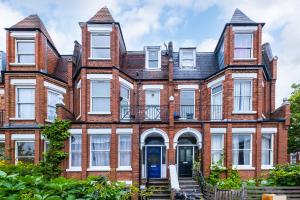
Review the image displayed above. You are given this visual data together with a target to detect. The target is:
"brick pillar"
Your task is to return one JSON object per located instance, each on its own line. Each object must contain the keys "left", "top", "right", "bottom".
{"left": 81, "top": 69, "right": 87, "bottom": 121}
{"left": 277, "top": 123, "right": 288, "bottom": 164}
{"left": 112, "top": 70, "right": 119, "bottom": 122}
{"left": 257, "top": 70, "right": 264, "bottom": 119}
{"left": 4, "top": 130, "right": 11, "bottom": 163}
{"left": 132, "top": 124, "right": 140, "bottom": 185}
{"left": 110, "top": 125, "right": 117, "bottom": 181}
{"left": 203, "top": 123, "right": 211, "bottom": 177}
{"left": 168, "top": 128, "right": 175, "bottom": 165}
{"left": 34, "top": 130, "right": 41, "bottom": 164}
{"left": 226, "top": 123, "right": 232, "bottom": 169}
{"left": 81, "top": 125, "right": 87, "bottom": 179}
{"left": 255, "top": 123, "right": 262, "bottom": 177}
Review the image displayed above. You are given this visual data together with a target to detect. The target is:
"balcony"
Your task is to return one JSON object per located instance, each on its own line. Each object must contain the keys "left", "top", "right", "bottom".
{"left": 174, "top": 105, "right": 223, "bottom": 121}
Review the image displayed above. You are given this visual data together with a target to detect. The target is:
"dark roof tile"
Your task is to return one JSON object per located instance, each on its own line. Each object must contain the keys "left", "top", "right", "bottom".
{"left": 88, "top": 6, "right": 114, "bottom": 23}
{"left": 230, "top": 8, "right": 256, "bottom": 24}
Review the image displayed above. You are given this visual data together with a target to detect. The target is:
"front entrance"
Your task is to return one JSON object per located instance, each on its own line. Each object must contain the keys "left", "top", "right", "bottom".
{"left": 178, "top": 146, "right": 193, "bottom": 177}
{"left": 147, "top": 146, "right": 161, "bottom": 178}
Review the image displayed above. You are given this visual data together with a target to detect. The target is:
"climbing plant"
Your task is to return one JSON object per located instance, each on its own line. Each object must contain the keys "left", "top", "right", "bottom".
{"left": 40, "top": 119, "right": 70, "bottom": 180}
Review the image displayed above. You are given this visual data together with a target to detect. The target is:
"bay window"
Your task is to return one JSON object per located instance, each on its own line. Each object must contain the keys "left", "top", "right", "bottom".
{"left": 234, "top": 80, "right": 252, "bottom": 112}
{"left": 180, "top": 89, "right": 195, "bottom": 119}
{"left": 262, "top": 134, "right": 273, "bottom": 168}
{"left": 232, "top": 134, "right": 252, "bottom": 168}
{"left": 120, "top": 84, "right": 130, "bottom": 120}
{"left": 47, "top": 90, "right": 60, "bottom": 121}
{"left": 69, "top": 135, "right": 82, "bottom": 169}
{"left": 15, "top": 141, "right": 35, "bottom": 164}
{"left": 211, "top": 85, "right": 223, "bottom": 120}
{"left": 234, "top": 33, "right": 252, "bottom": 59}
{"left": 16, "top": 87, "right": 35, "bottom": 119}
{"left": 90, "top": 80, "right": 110, "bottom": 113}
{"left": 118, "top": 134, "right": 132, "bottom": 168}
{"left": 91, "top": 32, "right": 110, "bottom": 59}
{"left": 16, "top": 40, "right": 35, "bottom": 64}
{"left": 90, "top": 134, "right": 110, "bottom": 167}
{"left": 211, "top": 134, "right": 224, "bottom": 165}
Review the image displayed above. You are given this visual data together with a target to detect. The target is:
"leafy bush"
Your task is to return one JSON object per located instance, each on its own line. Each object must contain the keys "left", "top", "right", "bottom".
{"left": 0, "top": 160, "right": 42, "bottom": 176}
{"left": 267, "top": 164, "right": 300, "bottom": 186}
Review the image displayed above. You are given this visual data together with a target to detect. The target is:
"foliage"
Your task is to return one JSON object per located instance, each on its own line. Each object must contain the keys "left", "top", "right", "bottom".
{"left": 288, "top": 83, "right": 300, "bottom": 153}
{"left": 267, "top": 164, "right": 300, "bottom": 186}
{"left": 40, "top": 119, "right": 71, "bottom": 180}
{"left": 0, "top": 160, "right": 42, "bottom": 177}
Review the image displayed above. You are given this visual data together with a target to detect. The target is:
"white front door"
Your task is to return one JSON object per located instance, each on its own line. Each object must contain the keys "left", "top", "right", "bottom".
{"left": 145, "top": 90, "right": 160, "bottom": 120}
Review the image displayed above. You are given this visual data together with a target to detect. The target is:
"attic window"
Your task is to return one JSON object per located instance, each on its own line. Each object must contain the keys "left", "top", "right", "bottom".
{"left": 90, "top": 32, "right": 111, "bottom": 59}
{"left": 16, "top": 40, "right": 35, "bottom": 64}
{"left": 234, "top": 33, "right": 253, "bottom": 59}
{"left": 145, "top": 47, "right": 161, "bottom": 70}
{"left": 180, "top": 49, "right": 196, "bottom": 69}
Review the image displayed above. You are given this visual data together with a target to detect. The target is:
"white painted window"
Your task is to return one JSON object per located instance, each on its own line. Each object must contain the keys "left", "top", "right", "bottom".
{"left": 290, "top": 153, "right": 297, "bottom": 164}
{"left": 180, "top": 89, "right": 195, "bottom": 119}
{"left": 145, "top": 89, "right": 160, "bottom": 120}
{"left": 180, "top": 49, "right": 196, "bottom": 69}
{"left": 234, "top": 33, "right": 253, "bottom": 59}
{"left": 262, "top": 134, "right": 273, "bottom": 167}
{"left": 16, "top": 87, "right": 35, "bottom": 119}
{"left": 120, "top": 84, "right": 130, "bottom": 120}
{"left": 16, "top": 40, "right": 35, "bottom": 63}
{"left": 90, "top": 80, "right": 110, "bottom": 113}
{"left": 0, "top": 141, "right": 5, "bottom": 159}
{"left": 211, "top": 85, "right": 223, "bottom": 120}
{"left": 70, "top": 135, "right": 82, "bottom": 168}
{"left": 119, "top": 134, "right": 132, "bottom": 167}
{"left": 145, "top": 47, "right": 161, "bottom": 70}
{"left": 15, "top": 141, "right": 35, "bottom": 164}
{"left": 211, "top": 134, "right": 224, "bottom": 165}
{"left": 90, "top": 135, "right": 110, "bottom": 167}
{"left": 234, "top": 80, "right": 252, "bottom": 112}
{"left": 47, "top": 90, "right": 60, "bottom": 121}
{"left": 232, "top": 134, "right": 252, "bottom": 167}
{"left": 91, "top": 32, "right": 110, "bottom": 59}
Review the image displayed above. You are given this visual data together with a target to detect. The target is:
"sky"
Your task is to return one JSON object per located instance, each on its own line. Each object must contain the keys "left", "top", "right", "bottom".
{"left": 0, "top": 0, "right": 300, "bottom": 107}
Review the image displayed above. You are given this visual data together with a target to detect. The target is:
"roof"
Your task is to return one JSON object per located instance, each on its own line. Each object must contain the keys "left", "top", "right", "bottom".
{"left": 9, "top": 14, "right": 57, "bottom": 52}
{"left": 53, "top": 55, "right": 71, "bottom": 82}
{"left": 230, "top": 8, "right": 256, "bottom": 24}
{"left": 88, "top": 6, "right": 114, "bottom": 23}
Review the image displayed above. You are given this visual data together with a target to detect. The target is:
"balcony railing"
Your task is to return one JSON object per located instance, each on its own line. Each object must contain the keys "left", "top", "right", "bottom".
{"left": 174, "top": 105, "right": 224, "bottom": 121}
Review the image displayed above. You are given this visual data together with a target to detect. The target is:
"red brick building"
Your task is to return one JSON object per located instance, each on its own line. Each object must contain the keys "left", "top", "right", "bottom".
{"left": 0, "top": 7, "right": 290, "bottom": 187}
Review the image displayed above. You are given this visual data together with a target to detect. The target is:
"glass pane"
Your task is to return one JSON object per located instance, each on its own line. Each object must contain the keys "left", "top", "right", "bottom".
{"left": 71, "top": 152, "right": 81, "bottom": 167}
{"left": 212, "top": 85, "right": 222, "bottom": 95}
{"left": 18, "top": 55, "right": 35, "bottom": 63}
{"left": 148, "top": 60, "right": 158, "bottom": 69}
{"left": 149, "top": 50, "right": 158, "bottom": 60}
{"left": 18, "top": 88, "right": 35, "bottom": 103}
{"left": 92, "top": 48, "right": 110, "bottom": 58}
{"left": 18, "top": 104, "right": 35, "bottom": 118}
{"left": 71, "top": 135, "right": 82, "bottom": 151}
{"left": 17, "top": 142, "right": 35, "bottom": 156}
{"left": 91, "top": 135, "right": 110, "bottom": 151}
{"left": 182, "top": 59, "right": 194, "bottom": 67}
{"left": 235, "top": 34, "right": 252, "bottom": 48}
{"left": 119, "top": 135, "right": 131, "bottom": 151}
{"left": 18, "top": 157, "right": 34, "bottom": 164}
{"left": 120, "top": 86, "right": 130, "bottom": 99}
{"left": 182, "top": 51, "right": 193, "bottom": 59}
{"left": 262, "top": 150, "right": 271, "bottom": 165}
{"left": 48, "top": 91, "right": 59, "bottom": 107}
{"left": 92, "top": 81, "right": 110, "bottom": 97}
{"left": 92, "top": 34, "right": 110, "bottom": 47}
{"left": 180, "top": 90, "right": 194, "bottom": 105}
{"left": 211, "top": 135, "right": 223, "bottom": 150}
{"left": 17, "top": 42, "right": 35, "bottom": 53}
{"left": 262, "top": 134, "right": 272, "bottom": 149}
{"left": 234, "top": 49, "right": 251, "bottom": 58}
{"left": 120, "top": 151, "right": 131, "bottom": 166}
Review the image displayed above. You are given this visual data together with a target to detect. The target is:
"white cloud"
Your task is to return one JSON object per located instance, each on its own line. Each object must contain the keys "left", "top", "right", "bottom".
{"left": 197, "top": 38, "right": 218, "bottom": 52}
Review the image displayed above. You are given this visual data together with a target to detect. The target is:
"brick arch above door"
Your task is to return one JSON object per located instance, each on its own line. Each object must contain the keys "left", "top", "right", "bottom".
{"left": 140, "top": 128, "right": 169, "bottom": 149}
{"left": 173, "top": 127, "right": 202, "bottom": 149}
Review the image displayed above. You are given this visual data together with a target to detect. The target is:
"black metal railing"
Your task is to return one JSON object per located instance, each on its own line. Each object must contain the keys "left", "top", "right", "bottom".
{"left": 174, "top": 105, "right": 224, "bottom": 121}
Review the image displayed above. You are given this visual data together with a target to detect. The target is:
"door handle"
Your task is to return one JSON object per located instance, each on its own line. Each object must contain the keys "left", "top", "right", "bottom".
{"left": 151, "top": 165, "right": 157, "bottom": 167}
{"left": 183, "top": 162, "right": 188, "bottom": 164}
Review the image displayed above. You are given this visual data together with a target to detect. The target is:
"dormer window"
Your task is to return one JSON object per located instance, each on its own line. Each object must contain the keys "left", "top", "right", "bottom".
{"left": 179, "top": 48, "right": 196, "bottom": 69}
{"left": 234, "top": 33, "right": 253, "bottom": 59}
{"left": 16, "top": 40, "right": 35, "bottom": 64}
{"left": 145, "top": 46, "right": 161, "bottom": 70}
{"left": 91, "top": 32, "right": 111, "bottom": 59}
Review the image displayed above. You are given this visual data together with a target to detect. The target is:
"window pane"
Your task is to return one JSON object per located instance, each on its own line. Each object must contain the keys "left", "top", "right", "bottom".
{"left": 149, "top": 50, "right": 158, "bottom": 60}
{"left": 91, "top": 135, "right": 110, "bottom": 151}
{"left": 234, "top": 80, "right": 252, "bottom": 112}
{"left": 91, "top": 135, "right": 110, "bottom": 167}
{"left": 120, "top": 135, "right": 131, "bottom": 151}
{"left": 18, "top": 55, "right": 35, "bottom": 63}
{"left": 92, "top": 81, "right": 110, "bottom": 97}
{"left": 234, "top": 49, "right": 251, "bottom": 59}
{"left": 182, "top": 51, "right": 193, "bottom": 59}
{"left": 148, "top": 60, "right": 158, "bottom": 69}
{"left": 17, "top": 42, "right": 35, "bottom": 53}
{"left": 92, "top": 48, "right": 110, "bottom": 58}
{"left": 120, "top": 151, "right": 131, "bottom": 166}
{"left": 92, "top": 34, "right": 110, "bottom": 48}
{"left": 18, "top": 88, "right": 35, "bottom": 103}
{"left": 180, "top": 90, "right": 194, "bottom": 105}
{"left": 17, "top": 142, "right": 34, "bottom": 157}
{"left": 232, "top": 135, "right": 251, "bottom": 166}
{"left": 235, "top": 34, "right": 252, "bottom": 48}
{"left": 120, "top": 86, "right": 130, "bottom": 100}
{"left": 212, "top": 85, "right": 222, "bottom": 95}
{"left": 182, "top": 59, "right": 194, "bottom": 67}
{"left": 18, "top": 104, "right": 35, "bottom": 118}
{"left": 70, "top": 135, "right": 81, "bottom": 167}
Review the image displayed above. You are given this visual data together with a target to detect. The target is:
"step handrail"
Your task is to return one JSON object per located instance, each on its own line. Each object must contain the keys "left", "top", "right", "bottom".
{"left": 169, "top": 165, "right": 180, "bottom": 191}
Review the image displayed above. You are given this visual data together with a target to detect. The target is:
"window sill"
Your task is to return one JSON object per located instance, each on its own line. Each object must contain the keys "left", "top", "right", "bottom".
{"left": 87, "top": 167, "right": 111, "bottom": 171}
{"left": 232, "top": 166, "right": 255, "bottom": 170}
{"left": 88, "top": 112, "right": 111, "bottom": 115}
{"left": 232, "top": 111, "right": 257, "bottom": 114}
{"left": 144, "top": 68, "right": 161, "bottom": 71}
{"left": 9, "top": 63, "right": 36, "bottom": 66}
{"left": 45, "top": 119, "right": 54, "bottom": 123}
{"left": 66, "top": 168, "right": 82, "bottom": 172}
{"left": 88, "top": 57, "right": 111, "bottom": 61}
{"left": 233, "top": 58, "right": 257, "bottom": 61}
{"left": 261, "top": 165, "right": 274, "bottom": 170}
{"left": 179, "top": 68, "right": 197, "bottom": 71}
{"left": 210, "top": 166, "right": 226, "bottom": 170}
{"left": 10, "top": 118, "right": 35, "bottom": 121}
{"left": 116, "top": 166, "right": 132, "bottom": 171}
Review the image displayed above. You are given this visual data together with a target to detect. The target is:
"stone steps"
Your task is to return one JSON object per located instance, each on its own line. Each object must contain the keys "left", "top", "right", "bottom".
{"left": 178, "top": 178, "right": 203, "bottom": 200}
{"left": 147, "top": 179, "right": 171, "bottom": 200}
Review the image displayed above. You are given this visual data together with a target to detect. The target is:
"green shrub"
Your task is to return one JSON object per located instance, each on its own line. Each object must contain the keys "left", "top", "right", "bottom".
{"left": 268, "top": 164, "right": 300, "bottom": 186}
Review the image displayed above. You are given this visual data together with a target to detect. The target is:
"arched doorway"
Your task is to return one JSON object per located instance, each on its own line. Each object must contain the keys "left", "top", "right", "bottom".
{"left": 174, "top": 128, "right": 202, "bottom": 177}
{"left": 141, "top": 128, "right": 169, "bottom": 179}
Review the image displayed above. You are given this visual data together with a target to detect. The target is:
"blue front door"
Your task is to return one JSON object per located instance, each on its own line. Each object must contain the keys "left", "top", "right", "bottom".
{"left": 147, "top": 147, "right": 161, "bottom": 178}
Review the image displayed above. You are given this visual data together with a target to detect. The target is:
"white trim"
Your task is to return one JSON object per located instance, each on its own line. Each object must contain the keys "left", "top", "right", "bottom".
{"left": 69, "top": 129, "right": 82, "bottom": 134}
{"left": 66, "top": 168, "right": 82, "bottom": 172}
{"left": 119, "top": 77, "right": 133, "bottom": 89}
{"left": 116, "top": 128, "right": 133, "bottom": 134}
{"left": 76, "top": 80, "right": 81, "bottom": 89}
{"left": 178, "top": 84, "right": 199, "bottom": 89}
{"left": 207, "top": 76, "right": 225, "bottom": 88}
{"left": 179, "top": 48, "right": 196, "bottom": 69}
{"left": 169, "top": 165, "right": 180, "bottom": 191}
{"left": 116, "top": 166, "right": 132, "bottom": 171}
{"left": 261, "top": 166, "right": 274, "bottom": 170}
{"left": 233, "top": 26, "right": 258, "bottom": 32}
{"left": 11, "top": 79, "right": 36, "bottom": 85}
{"left": 210, "top": 128, "right": 226, "bottom": 134}
{"left": 87, "top": 166, "right": 111, "bottom": 171}
{"left": 11, "top": 31, "right": 36, "bottom": 38}
{"left": 232, "top": 128, "right": 256, "bottom": 134}
{"left": 142, "top": 84, "right": 163, "bottom": 90}
{"left": 88, "top": 111, "right": 111, "bottom": 115}
{"left": 88, "top": 128, "right": 112, "bottom": 134}
{"left": 232, "top": 133, "right": 253, "bottom": 169}
{"left": 140, "top": 128, "right": 169, "bottom": 149}
{"left": 232, "top": 111, "right": 257, "bottom": 114}
{"left": 87, "top": 74, "right": 112, "bottom": 80}
{"left": 12, "top": 134, "right": 35, "bottom": 140}
{"left": 232, "top": 73, "right": 257, "bottom": 79}
{"left": 118, "top": 180, "right": 133, "bottom": 185}
{"left": 0, "top": 134, "right": 5, "bottom": 140}
{"left": 145, "top": 46, "right": 161, "bottom": 70}
{"left": 9, "top": 63, "right": 35, "bottom": 66}
{"left": 15, "top": 140, "right": 35, "bottom": 164}
{"left": 262, "top": 128, "right": 277, "bottom": 133}
{"left": 0, "top": 89, "right": 4, "bottom": 95}
{"left": 87, "top": 24, "right": 112, "bottom": 32}
{"left": 44, "top": 81, "right": 66, "bottom": 94}
{"left": 173, "top": 128, "right": 202, "bottom": 149}
{"left": 232, "top": 166, "right": 255, "bottom": 170}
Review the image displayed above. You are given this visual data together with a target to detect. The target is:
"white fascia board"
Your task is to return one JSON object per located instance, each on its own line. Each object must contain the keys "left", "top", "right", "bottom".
{"left": 11, "top": 31, "right": 37, "bottom": 38}
{"left": 88, "top": 128, "right": 112, "bottom": 134}
{"left": 69, "top": 129, "right": 82, "bottom": 135}
{"left": 232, "top": 73, "right": 257, "bottom": 79}
{"left": 11, "top": 79, "right": 36, "bottom": 85}
{"left": 178, "top": 85, "right": 199, "bottom": 89}
{"left": 210, "top": 128, "right": 226, "bottom": 134}
{"left": 207, "top": 76, "right": 225, "bottom": 88}
{"left": 12, "top": 134, "right": 35, "bottom": 140}
{"left": 116, "top": 128, "right": 133, "bottom": 134}
{"left": 76, "top": 80, "right": 81, "bottom": 89}
{"left": 87, "top": 74, "right": 112, "bottom": 80}
{"left": 87, "top": 24, "right": 112, "bottom": 32}
{"left": 262, "top": 128, "right": 277, "bottom": 134}
{"left": 142, "top": 84, "right": 163, "bottom": 90}
{"left": 0, "top": 134, "right": 5, "bottom": 140}
{"left": 119, "top": 77, "right": 133, "bottom": 89}
{"left": 44, "top": 81, "right": 66, "bottom": 94}
{"left": 232, "top": 26, "right": 258, "bottom": 32}
{"left": 232, "top": 128, "right": 256, "bottom": 134}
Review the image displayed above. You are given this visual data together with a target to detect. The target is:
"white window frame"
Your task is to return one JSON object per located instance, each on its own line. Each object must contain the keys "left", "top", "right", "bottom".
{"left": 15, "top": 86, "right": 35, "bottom": 120}
{"left": 211, "top": 84, "right": 223, "bottom": 120}
{"left": 89, "top": 134, "right": 111, "bottom": 170}
{"left": 47, "top": 89, "right": 60, "bottom": 122}
{"left": 179, "top": 89, "right": 195, "bottom": 119}
{"left": 90, "top": 32, "right": 111, "bottom": 60}
{"left": 179, "top": 48, "right": 196, "bottom": 70}
{"left": 120, "top": 84, "right": 131, "bottom": 120}
{"left": 89, "top": 79, "right": 111, "bottom": 114}
{"left": 145, "top": 46, "right": 161, "bottom": 70}
{"left": 233, "top": 79, "right": 253, "bottom": 113}
{"left": 232, "top": 133, "right": 253, "bottom": 170}
{"left": 261, "top": 133, "right": 274, "bottom": 169}
{"left": 233, "top": 32, "right": 253, "bottom": 60}
{"left": 15, "top": 39, "right": 35, "bottom": 65}
{"left": 68, "top": 134, "right": 82, "bottom": 171}
{"left": 211, "top": 133, "right": 224, "bottom": 166}
{"left": 118, "top": 134, "right": 132, "bottom": 170}
{"left": 15, "top": 140, "right": 35, "bottom": 164}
